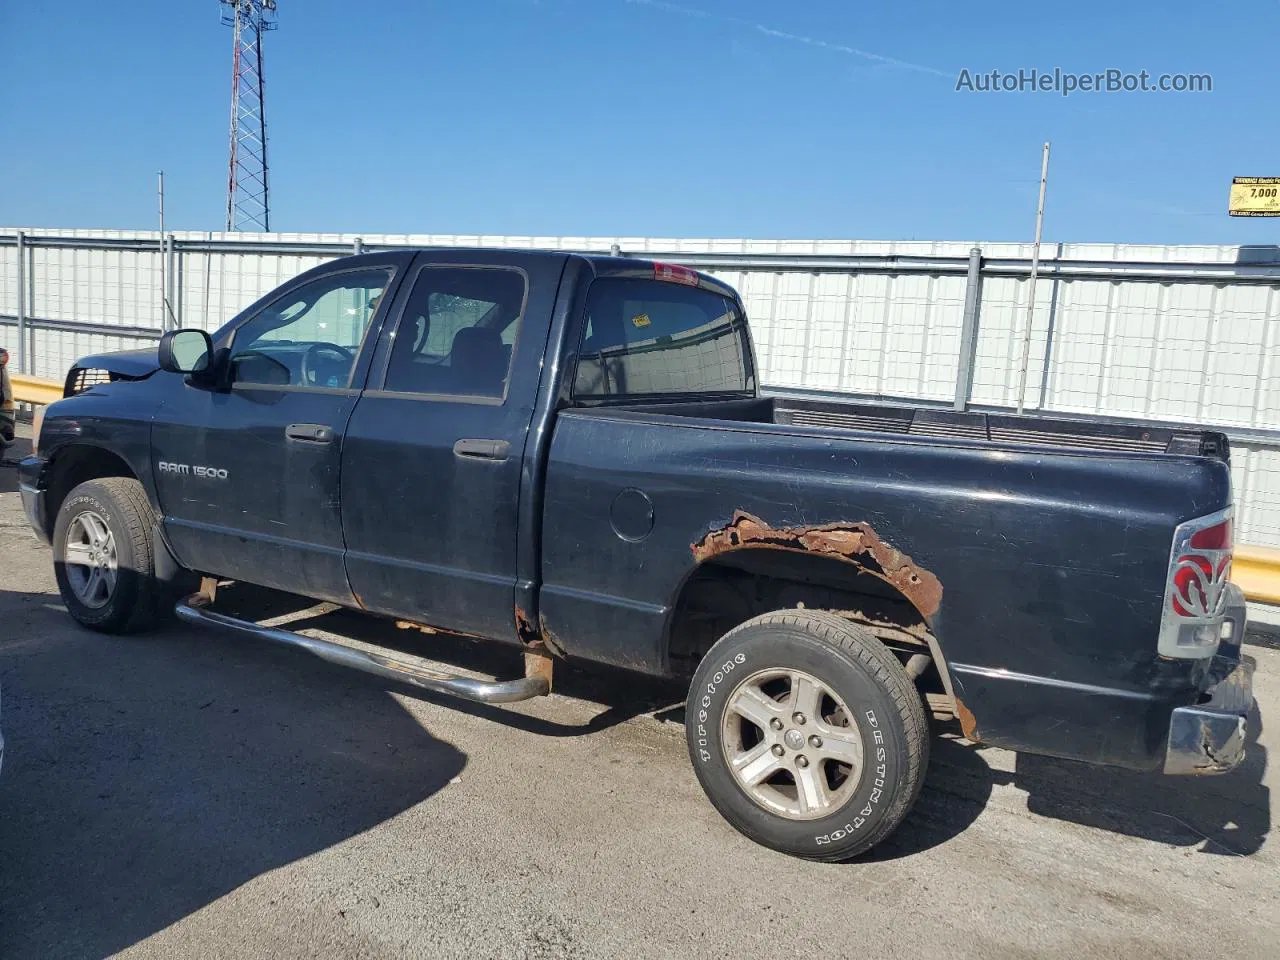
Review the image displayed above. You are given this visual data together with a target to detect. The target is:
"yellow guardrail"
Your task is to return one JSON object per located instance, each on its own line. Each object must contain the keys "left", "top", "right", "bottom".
{"left": 1233, "top": 545, "right": 1280, "bottom": 607}
{"left": 5, "top": 366, "right": 1280, "bottom": 607}
{"left": 10, "top": 373, "right": 63, "bottom": 406}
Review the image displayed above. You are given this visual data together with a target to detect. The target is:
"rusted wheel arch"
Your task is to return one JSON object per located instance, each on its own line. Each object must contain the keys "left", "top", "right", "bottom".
{"left": 684, "top": 511, "right": 963, "bottom": 727}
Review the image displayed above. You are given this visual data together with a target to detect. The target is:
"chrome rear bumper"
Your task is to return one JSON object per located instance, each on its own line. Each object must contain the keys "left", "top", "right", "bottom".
{"left": 1164, "top": 584, "right": 1254, "bottom": 776}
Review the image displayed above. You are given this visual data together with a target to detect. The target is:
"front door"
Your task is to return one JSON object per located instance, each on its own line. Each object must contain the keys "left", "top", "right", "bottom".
{"left": 153, "top": 254, "right": 411, "bottom": 602}
{"left": 341, "top": 251, "right": 565, "bottom": 640}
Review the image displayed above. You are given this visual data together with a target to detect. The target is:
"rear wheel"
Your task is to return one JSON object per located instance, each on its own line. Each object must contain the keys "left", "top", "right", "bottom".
{"left": 686, "top": 610, "right": 929, "bottom": 861}
{"left": 53, "top": 477, "right": 165, "bottom": 633}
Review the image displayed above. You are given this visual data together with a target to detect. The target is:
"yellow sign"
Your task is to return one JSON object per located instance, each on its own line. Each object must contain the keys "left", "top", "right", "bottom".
{"left": 1229, "top": 177, "right": 1280, "bottom": 217}
{"left": 631, "top": 312, "right": 651, "bottom": 329}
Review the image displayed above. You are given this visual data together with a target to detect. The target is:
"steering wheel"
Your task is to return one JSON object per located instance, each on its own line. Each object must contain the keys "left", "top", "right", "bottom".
{"left": 300, "top": 342, "right": 355, "bottom": 387}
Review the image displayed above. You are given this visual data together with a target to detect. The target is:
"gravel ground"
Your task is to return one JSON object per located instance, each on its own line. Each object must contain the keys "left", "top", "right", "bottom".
{"left": 1, "top": 443, "right": 1276, "bottom": 959}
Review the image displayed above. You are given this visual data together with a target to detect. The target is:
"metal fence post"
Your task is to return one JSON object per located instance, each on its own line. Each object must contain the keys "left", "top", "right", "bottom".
{"left": 15, "top": 230, "right": 27, "bottom": 374}
{"left": 165, "top": 233, "right": 178, "bottom": 331}
{"left": 953, "top": 246, "right": 983, "bottom": 411}
{"left": 173, "top": 237, "right": 184, "bottom": 329}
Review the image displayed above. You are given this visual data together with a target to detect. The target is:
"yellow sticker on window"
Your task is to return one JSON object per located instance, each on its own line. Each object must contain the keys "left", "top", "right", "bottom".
{"left": 631, "top": 313, "right": 651, "bottom": 328}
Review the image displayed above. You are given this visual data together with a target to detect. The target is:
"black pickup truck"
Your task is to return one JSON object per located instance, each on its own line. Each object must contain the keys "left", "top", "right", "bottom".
{"left": 18, "top": 249, "right": 1254, "bottom": 860}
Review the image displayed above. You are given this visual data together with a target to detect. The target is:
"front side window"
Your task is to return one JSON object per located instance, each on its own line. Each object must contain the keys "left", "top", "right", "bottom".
{"left": 230, "top": 268, "right": 393, "bottom": 388}
{"left": 573, "top": 278, "right": 754, "bottom": 400}
{"left": 382, "top": 266, "right": 526, "bottom": 398}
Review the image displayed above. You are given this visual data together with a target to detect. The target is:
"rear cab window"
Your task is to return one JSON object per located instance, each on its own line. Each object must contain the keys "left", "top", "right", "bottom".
{"left": 573, "top": 277, "right": 755, "bottom": 400}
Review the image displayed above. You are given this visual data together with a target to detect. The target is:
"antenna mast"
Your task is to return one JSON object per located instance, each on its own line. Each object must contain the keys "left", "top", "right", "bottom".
{"left": 222, "top": 0, "right": 277, "bottom": 231}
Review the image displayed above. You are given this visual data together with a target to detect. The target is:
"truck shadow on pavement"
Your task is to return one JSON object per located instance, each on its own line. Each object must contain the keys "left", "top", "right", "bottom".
{"left": 0, "top": 586, "right": 467, "bottom": 960}
{"left": 870, "top": 697, "right": 1269, "bottom": 861}
{"left": 3, "top": 575, "right": 1267, "bottom": 959}
{"left": 1006, "top": 701, "right": 1268, "bottom": 857}
{"left": 212, "top": 585, "right": 689, "bottom": 739}
{"left": 213, "top": 587, "right": 1273, "bottom": 864}
{"left": 860, "top": 686, "right": 1269, "bottom": 860}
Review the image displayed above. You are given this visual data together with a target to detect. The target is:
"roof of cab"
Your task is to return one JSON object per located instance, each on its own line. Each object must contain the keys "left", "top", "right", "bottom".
{"left": 575, "top": 253, "right": 738, "bottom": 300}
{"left": 337, "top": 246, "right": 739, "bottom": 302}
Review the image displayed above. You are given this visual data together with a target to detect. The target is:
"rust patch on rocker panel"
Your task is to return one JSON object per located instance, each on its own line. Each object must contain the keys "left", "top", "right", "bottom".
{"left": 954, "top": 698, "right": 980, "bottom": 743}
{"left": 394, "top": 619, "right": 490, "bottom": 643}
{"left": 515, "top": 605, "right": 540, "bottom": 646}
{"left": 396, "top": 619, "right": 441, "bottom": 635}
{"left": 537, "top": 613, "right": 568, "bottom": 658}
{"left": 691, "top": 511, "right": 943, "bottom": 620}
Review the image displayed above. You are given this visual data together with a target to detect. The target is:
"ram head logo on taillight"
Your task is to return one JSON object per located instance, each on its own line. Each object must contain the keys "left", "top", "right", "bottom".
{"left": 1168, "top": 517, "right": 1232, "bottom": 621}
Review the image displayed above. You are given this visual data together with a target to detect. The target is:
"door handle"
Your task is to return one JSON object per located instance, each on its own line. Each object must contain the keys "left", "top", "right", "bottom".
{"left": 285, "top": 423, "right": 335, "bottom": 443}
{"left": 453, "top": 438, "right": 511, "bottom": 461}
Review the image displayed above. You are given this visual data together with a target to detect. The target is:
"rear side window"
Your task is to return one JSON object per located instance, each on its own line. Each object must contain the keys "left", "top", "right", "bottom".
{"left": 382, "top": 266, "right": 527, "bottom": 399}
{"left": 573, "top": 278, "right": 754, "bottom": 400}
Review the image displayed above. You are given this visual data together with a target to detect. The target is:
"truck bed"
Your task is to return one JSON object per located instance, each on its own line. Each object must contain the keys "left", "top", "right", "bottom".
{"left": 618, "top": 395, "right": 1230, "bottom": 460}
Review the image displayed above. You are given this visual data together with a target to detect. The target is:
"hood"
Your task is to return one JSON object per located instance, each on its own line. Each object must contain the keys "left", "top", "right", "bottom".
{"left": 73, "top": 348, "right": 161, "bottom": 378}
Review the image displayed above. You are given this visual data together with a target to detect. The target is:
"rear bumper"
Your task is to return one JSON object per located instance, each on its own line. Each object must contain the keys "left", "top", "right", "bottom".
{"left": 1164, "top": 584, "right": 1253, "bottom": 776}
{"left": 951, "top": 584, "right": 1256, "bottom": 773}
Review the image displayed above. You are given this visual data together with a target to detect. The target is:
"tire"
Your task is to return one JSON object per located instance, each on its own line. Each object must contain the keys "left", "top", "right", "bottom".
{"left": 52, "top": 477, "right": 165, "bottom": 634}
{"left": 685, "top": 610, "right": 929, "bottom": 861}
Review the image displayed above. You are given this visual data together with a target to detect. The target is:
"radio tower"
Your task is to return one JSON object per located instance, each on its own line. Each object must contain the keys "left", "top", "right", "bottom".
{"left": 222, "top": 0, "right": 277, "bottom": 231}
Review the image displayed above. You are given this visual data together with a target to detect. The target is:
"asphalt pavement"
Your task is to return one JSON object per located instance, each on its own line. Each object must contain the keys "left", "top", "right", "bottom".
{"left": 1, "top": 443, "right": 1276, "bottom": 959}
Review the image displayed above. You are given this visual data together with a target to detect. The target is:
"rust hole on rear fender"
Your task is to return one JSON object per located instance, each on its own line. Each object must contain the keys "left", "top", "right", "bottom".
{"left": 691, "top": 511, "right": 944, "bottom": 621}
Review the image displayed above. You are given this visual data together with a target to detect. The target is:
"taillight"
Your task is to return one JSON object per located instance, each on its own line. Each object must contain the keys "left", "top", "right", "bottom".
{"left": 654, "top": 262, "right": 699, "bottom": 286}
{"left": 1159, "top": 509, "right": 1234, "bottom": 658}
{"left": 1189, "top": 519, "right": 1231, "bottom": 550}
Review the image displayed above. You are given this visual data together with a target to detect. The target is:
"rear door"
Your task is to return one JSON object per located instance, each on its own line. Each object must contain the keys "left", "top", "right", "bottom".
{"left": 340, "top": 251, "right": 566, "bottom": 640}
{"left": 153, "top": 254, "right": 411, "bottom": 602}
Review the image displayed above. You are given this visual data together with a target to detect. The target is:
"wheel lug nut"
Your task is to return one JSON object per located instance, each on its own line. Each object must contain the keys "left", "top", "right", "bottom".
{"left": 769, "top": 718, "right": 784, "bottom": 731}
{"left": 771, "top": 744, "right": 785, "bottom": 757}
{"left": 792, "top": 713, "right": 806, "bottom": 725}
{"left": 809, "top": 735, "right": 823, "bottom": 748}
{"left": 796, "top": 755, "right": 809, "bottom": 768}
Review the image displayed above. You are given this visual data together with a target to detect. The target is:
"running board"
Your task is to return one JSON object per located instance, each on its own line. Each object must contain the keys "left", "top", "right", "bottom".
{"left": 175, "top": 592, "right": 552, "bottom": 704}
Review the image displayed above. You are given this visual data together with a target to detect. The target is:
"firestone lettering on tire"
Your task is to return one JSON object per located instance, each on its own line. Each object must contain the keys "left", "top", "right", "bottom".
{"left": 696, "top": 652, "right": 746, "bottom": 763}
{"left": 814, "top": 708, "right": 884, "bottom": 845}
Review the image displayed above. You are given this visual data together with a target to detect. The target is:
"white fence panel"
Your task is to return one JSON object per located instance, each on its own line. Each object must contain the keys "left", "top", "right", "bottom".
{"left": 3, "top": 227, "right": 1278, "bottom": 545}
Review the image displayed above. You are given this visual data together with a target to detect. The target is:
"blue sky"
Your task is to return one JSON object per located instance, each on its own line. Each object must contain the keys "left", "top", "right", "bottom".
{"left": 1, "top": 0, "right": 1276, "bottom": 244}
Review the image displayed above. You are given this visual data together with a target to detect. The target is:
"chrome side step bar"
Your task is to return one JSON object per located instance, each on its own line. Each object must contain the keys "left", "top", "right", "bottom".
{"left": 176, "top": 592, "right": 552, "bottom": 705}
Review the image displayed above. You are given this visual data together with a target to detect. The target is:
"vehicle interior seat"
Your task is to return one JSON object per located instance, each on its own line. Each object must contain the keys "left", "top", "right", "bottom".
{"left": 447, "top": 326, "right": 508, "bottom": 396}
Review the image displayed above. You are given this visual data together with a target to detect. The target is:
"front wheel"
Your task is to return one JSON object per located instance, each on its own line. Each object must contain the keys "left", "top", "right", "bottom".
{"left": 686, "top": 610, "right": 929, "bottom": 861}
{"left": 52, "top": 477, "right": 165, "bottom": 633}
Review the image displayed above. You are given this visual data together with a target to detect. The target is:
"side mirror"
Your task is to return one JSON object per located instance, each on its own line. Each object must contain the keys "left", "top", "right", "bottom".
{"left": 158, "top": 329, "right": 212, "bottom": 375}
